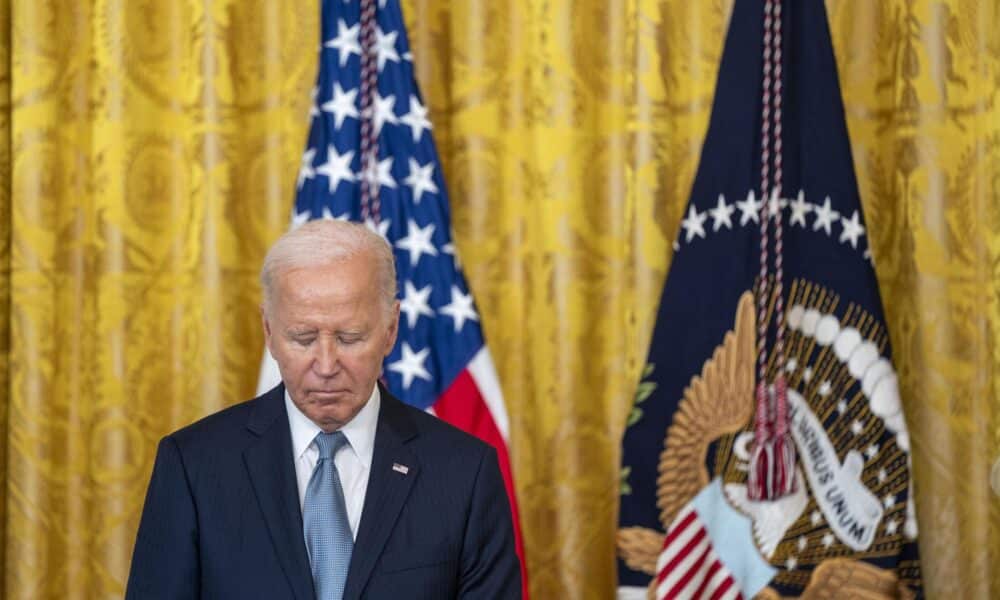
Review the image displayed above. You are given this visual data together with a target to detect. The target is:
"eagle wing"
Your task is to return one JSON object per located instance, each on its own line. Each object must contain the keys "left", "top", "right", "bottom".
{"left": 800, "top": 558, "right": 913, "bottom": 600}
{"left": 656, "top": 291, "right": 757, "bottom": 528}
{"left": 615, "top": 526, "right": 665, "bottom": 576}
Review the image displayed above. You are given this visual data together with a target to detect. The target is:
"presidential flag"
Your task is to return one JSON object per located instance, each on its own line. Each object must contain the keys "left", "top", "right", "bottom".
{"left": 256, "top": 1, "right": 526, "bottom": 591}
{"left": 616, "top": 1, "right": 922, "bottom": 598}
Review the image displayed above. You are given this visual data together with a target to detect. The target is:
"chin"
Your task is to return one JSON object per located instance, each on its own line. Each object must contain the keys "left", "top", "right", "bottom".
{"left": 307, "top": 398, "right": 358, "bottom": 426}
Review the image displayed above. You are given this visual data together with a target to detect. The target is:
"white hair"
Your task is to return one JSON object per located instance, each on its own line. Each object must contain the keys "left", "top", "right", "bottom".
{"left": 260, "top": 219, "right": 397, "bottom": 317}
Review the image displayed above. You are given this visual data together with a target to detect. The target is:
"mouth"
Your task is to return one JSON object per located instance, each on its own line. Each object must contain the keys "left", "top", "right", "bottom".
{"left": 309, "top": 390, "right": 348, "bottom": 401}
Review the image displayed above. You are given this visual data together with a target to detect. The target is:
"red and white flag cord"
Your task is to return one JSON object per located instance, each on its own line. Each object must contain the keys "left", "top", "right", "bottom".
{"left": 748, "top": 0, "right": 797, "bottom": 501}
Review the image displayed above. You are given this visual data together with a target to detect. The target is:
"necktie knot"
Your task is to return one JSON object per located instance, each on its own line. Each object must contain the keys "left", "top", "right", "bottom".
{"left": 314, "top": 431, "right": 349, "bottom": 460}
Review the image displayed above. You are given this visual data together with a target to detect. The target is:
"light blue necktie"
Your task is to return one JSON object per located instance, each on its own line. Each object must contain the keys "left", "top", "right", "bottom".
{"left": 303, "top": 431, "right": 353, "bottom": 600}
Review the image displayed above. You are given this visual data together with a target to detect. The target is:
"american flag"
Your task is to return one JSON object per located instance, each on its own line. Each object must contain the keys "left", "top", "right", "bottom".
{"left": 257, "top": 0, "right": 526, "bottom": 590}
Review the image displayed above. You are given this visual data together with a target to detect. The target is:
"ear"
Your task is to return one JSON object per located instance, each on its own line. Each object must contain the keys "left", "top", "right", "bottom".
{"left": 261, "top": 304, "right": 274, "bottom": 351}
{"left": 383, "top": 300, "right": 401, "bottom": 357}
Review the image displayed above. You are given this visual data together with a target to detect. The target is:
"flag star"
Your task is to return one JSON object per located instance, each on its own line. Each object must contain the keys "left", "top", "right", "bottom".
{"left": 883, "top": 493, "right": 895, "bottom": 508}
{"left": 803, "top": 367, "right": 813, "bottom": 382}
{"left": 297, "top": 148, "right": 317, "bottom": 189}
{"left": 362, "top": 156, "right": 397, "bottom": 189}
{"left": 322, "top": 83, "right": 359, "bottom": 129}
{"left": 373, "top": 26, "right": 400, "bottom": 71}
{"left": 709, "top": 194, "right": 735, "bottom": 231}
{"left": 785, "top": 556, "right": 798, "bottom": 571}
{"left": 400, "top": 281, "right": 435, "bottom": 328}
{"left": 785, "top": 357, "right": 798, "bottom": 372}
{"left": 680, "top": 205, "right": 708, "bottom": 243}
{"left": 810, "top": 510, "right": 823, "bottom": 526}
{"left": 864, "top": 444, "right": 880, "bottom": 459}
{"left": 836, "top": 399, "right": 848, "bottom": 415}
{"left": 324, "top": 20, "right": 361, "bottom": 66}
{"left": 736, "top": 191, "right": 762, "bottom": 226}
{"left": 364, "top": 217, "right": 391, "bottom": 240}
{"left": 440, "top": 285, "right": 479, "bottom": 332}
{"left": 818, "top": 380, "right": 832, "bottom": 396}
{"left": 797, "top": 537, "right": 808, "bottom": 551}
{"left": 315, "top": 146, "right": 356, "bottom": 193}
{"left": 812, "top": 196, "right": 840, "bottom": 235}
{"left": 291, "top": 207, "right": 311, "bottom": 229}
{"left": 369, "top": 92, "right": 399, "bottom": 134}
{"left": 789, "top": 190, "right": 811, "bottom": 227}
{"left": 396, "top": 219, "right": 438, "bottom": 266}
{"left": 400, "top": 95, "right": 432, "bottom": 142}
{"left": 404, "top": 158, "right": 439, "bottom": 204}
{"left": 850, "top": 419, "right": 864, "bottom": 435}
{"left": 886, "top": 519, "right": 900, "bottom": 535}
{"left": 839, "top": 210, "right": 866, "bottom": 249}
{"left": 387, "top": 342, "right": 432, "bottom": 389}
{"left": 821, "top": 532, "right": 835, "bottom": 547}
{"left": 321, "top": 206, "right": 349, "bottom": 221}
{"left": 878, "top": 468, "right": 888, "bottom": 483}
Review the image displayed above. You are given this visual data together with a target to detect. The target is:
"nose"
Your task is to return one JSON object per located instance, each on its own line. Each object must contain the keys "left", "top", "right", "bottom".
{"left": 313, "top": 336, "right": 339, "bottom": 377}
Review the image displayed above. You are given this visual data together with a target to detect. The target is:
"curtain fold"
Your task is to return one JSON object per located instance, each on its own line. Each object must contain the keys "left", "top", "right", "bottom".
{"left": 1, "top": 1, "right": 997, "bottom": 598}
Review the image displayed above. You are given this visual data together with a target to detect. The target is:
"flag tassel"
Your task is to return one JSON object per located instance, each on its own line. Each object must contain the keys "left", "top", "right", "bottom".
{"left": 771, "top": 374, "right": 796, "bottom": 495}
{"left": 747, "top": 381, "right": 773, "bottom": 500}
{"left": 748, "top": 375, "right": 797, "bottom": 500}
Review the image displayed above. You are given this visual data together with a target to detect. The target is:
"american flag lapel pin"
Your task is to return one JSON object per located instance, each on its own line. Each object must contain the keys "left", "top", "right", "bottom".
{"left": 392, "top": 462, "right": 409, "bottom": 475}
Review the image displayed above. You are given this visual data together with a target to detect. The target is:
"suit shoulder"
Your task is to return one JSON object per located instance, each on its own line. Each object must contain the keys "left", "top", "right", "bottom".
{"left": 166, "top": 396, "right": 258, "bottom": 450}
{"left": 400, "top": 402, "right": 494, "bottom": 457}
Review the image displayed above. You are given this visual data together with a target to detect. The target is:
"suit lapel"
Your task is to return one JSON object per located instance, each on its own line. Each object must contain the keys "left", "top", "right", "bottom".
{"left": 343, "top": 388, "right": 420, "bottom": 600}
{"left": 243, "top": 385, "right": 315, "bottom": 600}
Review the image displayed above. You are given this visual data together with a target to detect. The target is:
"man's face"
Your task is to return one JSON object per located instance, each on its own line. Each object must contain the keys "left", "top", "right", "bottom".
{"left": 263, "top": 253, "right": 399, "bottom": 431}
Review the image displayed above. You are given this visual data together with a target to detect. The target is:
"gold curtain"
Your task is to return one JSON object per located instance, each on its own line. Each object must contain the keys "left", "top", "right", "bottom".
{"left": 1, "top": 1, "right": 314, "bottom": 596}
{"left": 1, "top": 1, "right": 997, "bottom": 599}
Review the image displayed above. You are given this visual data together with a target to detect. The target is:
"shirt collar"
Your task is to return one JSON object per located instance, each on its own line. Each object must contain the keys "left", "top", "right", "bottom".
{"left": 284, "top": 384, "right": 380, "bottom": 466}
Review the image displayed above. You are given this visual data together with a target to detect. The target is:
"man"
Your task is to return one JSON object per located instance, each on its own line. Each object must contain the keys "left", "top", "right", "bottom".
{"left": 126, "top": 220, "right": 521, "bottom": 599}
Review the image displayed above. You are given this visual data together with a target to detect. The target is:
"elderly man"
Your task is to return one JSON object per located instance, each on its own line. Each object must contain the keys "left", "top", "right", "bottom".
{"left": 126, "top": 220, "right": 521, "bottom": 599}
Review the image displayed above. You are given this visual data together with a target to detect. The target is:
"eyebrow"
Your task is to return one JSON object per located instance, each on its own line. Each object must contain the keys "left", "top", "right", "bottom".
{"left": 285, "top": 328, "right": 317, "bottom": 336}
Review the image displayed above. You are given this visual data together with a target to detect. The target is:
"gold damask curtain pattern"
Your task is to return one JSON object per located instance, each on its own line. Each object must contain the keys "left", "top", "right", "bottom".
{"left": 1, "top": 1, "right": 998, "bottom": 599}
{"left": 1, "top": 1, "right": 314, "bottom": 597}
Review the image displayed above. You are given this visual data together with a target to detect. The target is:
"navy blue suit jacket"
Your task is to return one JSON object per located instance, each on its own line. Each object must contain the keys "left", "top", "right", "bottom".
{"left": 126, "top": 384, "right": 521, "bottom": 599}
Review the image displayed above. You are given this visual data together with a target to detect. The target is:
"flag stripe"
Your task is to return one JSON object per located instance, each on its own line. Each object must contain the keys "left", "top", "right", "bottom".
{"left": 433, "top": 363, "right": 526, "bottom": 577}
{"left": 466, "top": 347, "right": 510, "bottom": 439}
{"left": 690, "top": 559, "right": 725, "bottom": 599}
{"left": 658, "top": 533, "right": 708, "bottom": 593}
{"left": 668, "top": 543, "right": 712, "bottom": 598}
{"left": 709, "top": 579, "right": 740, "bottom": 600}
{"left": 657, "top": 515, "right": 704, "bottom": 582}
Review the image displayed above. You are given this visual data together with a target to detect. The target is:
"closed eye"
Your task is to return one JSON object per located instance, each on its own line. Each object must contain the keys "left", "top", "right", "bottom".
{"left": 288, "top": 333, "right": 316, "bottom": 346}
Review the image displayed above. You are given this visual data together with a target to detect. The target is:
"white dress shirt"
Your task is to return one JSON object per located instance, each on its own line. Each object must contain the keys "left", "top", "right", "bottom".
{"left": 285, "top": 386, "right": 380, "bottom": 540}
